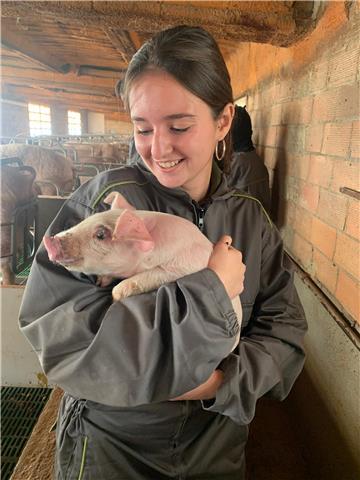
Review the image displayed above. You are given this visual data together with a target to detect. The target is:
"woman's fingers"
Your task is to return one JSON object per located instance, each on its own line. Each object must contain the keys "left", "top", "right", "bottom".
{"left": 208, "top": 235, "right": 245, "bottom": 299}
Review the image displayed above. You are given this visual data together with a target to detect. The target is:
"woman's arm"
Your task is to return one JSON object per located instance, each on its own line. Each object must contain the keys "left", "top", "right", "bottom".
{"left": 200, "top": 223, "right": 307, "bottom": 424}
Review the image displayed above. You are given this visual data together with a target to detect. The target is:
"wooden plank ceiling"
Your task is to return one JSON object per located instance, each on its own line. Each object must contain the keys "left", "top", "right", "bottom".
{"left": 1, "top": 1, "right": 322, "bottom": 118}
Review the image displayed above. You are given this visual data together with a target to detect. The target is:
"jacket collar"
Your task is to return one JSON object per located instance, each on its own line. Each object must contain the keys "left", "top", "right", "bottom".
{"left": 136, "top": 159, "right": 234, "bottom": 204}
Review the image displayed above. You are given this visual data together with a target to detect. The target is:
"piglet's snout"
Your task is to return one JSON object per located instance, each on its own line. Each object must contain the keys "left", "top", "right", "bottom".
{"left": 43, "top": 235, "right": 63, "bottom": 262}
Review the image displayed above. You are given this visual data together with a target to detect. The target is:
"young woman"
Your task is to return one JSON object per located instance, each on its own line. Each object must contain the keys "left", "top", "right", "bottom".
{"left": 20, "top": 25, "right": 307, "bottom": 480}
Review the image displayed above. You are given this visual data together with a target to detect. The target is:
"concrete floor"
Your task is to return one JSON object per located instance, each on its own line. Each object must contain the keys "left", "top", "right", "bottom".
{"left": 246, "top": 397, "right": 312, "bottom": 480}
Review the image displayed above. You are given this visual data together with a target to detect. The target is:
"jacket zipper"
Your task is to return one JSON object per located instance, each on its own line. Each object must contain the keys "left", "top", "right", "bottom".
{"left": 192, "top": 201, "right": 207, "bottom": 232}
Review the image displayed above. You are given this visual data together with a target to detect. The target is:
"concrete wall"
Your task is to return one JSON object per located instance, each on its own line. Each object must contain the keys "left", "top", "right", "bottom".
{"left": 0, "top": 101, "right": 30, "bottom": 138}
{"left": 291, "top": 271, "right": 360, "bottom": 477}
{"left": 105, "top": 118, "right": 133, "bottom": 135}
{"left": 87, "top": 111, "right": 105, "bottom": 134}
{"left": 0, "top": 101, "right": 90, "bottom": 138}
{"left": 51, "top": 105, "right": 68, "bottom": 135}
{"left": 0, "top": 286, "right": 48, "bottom": 387}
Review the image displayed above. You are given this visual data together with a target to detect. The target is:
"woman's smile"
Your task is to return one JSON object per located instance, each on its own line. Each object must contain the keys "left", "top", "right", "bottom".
{"left": 129, "top": 70, "right": 222, "bottom": 201}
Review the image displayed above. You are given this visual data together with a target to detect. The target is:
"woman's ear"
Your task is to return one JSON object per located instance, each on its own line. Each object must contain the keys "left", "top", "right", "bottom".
{"left": 216, "top": 103, "right": 235, "bottom": 140}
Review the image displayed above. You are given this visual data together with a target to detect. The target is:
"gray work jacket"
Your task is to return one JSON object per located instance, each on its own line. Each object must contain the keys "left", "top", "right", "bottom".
{"left": 19, "top": 162, "right": 307, "bottom": 426}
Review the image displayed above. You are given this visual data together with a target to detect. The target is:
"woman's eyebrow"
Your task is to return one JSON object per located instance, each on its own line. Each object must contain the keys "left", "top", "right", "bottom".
{"left": 165, "top": 113, "right": 196, "bottom": 120}
{"left": 132, "top": 113, "right": 196, "bottom": 122}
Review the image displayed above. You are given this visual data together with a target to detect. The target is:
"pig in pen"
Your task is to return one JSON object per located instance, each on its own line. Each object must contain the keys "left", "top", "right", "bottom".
{"left": 62, "top": 139, "right": 131, "bottom": 183}
{"left": 1, "top": 162, "right": 38, "bottom": 285}
{"left": 0, "top": 144, "right": 77, "bottom": 196}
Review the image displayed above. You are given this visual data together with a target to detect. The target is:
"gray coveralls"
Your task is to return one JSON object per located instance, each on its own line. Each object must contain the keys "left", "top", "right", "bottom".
{"left": 19, "top": 162, "right": 307, "bottom": 479}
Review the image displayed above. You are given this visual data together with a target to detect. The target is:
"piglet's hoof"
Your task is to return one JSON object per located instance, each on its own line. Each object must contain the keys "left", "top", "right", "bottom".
{"left": 112, "top": 280, "right": 141, "bottom": 301}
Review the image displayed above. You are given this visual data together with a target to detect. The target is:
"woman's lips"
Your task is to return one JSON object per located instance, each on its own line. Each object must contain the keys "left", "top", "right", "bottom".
{"left": 157, "top": 158, "right": 184, "bottom": 170}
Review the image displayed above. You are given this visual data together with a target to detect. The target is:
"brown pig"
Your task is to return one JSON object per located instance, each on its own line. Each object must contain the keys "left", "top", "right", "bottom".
{"left": 43, "top": 192, "right": 242, "bottom": 347}
{"left": 63, "top": 142, "right": 129, "bottom": 165}
{"left": 1, "top": 165, "right": 37, "bottom": 284}
{"left": 0, "top": 144, "right": 75, "bottom": 195}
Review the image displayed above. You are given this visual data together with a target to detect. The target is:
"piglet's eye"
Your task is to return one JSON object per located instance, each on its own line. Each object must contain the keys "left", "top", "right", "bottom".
{"left": 95, "top": 226, "right": 110, "bottom": 241}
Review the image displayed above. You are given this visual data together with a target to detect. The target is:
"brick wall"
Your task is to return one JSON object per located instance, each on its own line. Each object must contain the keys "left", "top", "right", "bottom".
{"left": 243, "top": 5, "right": 359, "bottom": 326}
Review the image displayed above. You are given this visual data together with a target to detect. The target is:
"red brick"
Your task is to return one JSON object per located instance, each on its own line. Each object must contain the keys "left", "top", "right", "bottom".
{"left": 322, "top": 122, "right": 352, "bottom": 157}
{"left": 246, "top": 95, "right": 255, "bottom": 111}
{"left": 345, "top": 199, "right": 360, "bottom": 240}
{"left": 350, "top": 120, "right": 360, "bottom": 159}
{"left": 305, "top": 124, "right": 324, "bottom": 153}
{"left": 298, "top": 181, "right": 319, "bottom": 213}
{"left": 263, "top": 126, "right": 277, "bottom": 147}
{"left": 327, "top": 45, "right": 358, "bottom": 88}
{"left": 312, "top": 83, "right": 359, "bottom": 122}
{"left": 334, "top": 232, "right": 360, "bottom": 279}
{"left": 252, "top": 126, "right": 260, "bottom": 146}
{"left": 284, "top": 199, "right": 296, "bottom": 227}
{"left": 317, "top": 189, "right": 347, "bottom": 230}
{"left": 281, "top": 97, "right": 313, "bottom": 125}
{"left": 335, "top": 270, "right": 360, "bottom": 324}
{"left": 269, "top": 104, "right": 282, "bottom": 126}
{"left": 294, "top": 206, "right": 313, "bottom": 240}
{"left": 278, "top": 79, "right": 295, "bottom": 101}
{"left": 282, "top": 227, "right": 294, "bottom": 252}
{"left": 313, "top": 249, "right": 338, "bottom": 294}
{"left": 292, "top": 233, "right": 313, "bottom": 270}
{"left": 309, "top": 60, "right": 329, "bottom": 93}
{"left": 277, "top": 125, "right": 306, "bottom": 153}
{"left": 261, "top": 83, "right": 278, "bottom": 107}
{"left": 268, "top": 168, "right": 275, "bottom": 190}
{"left": 331, "top": 160, "right": 360, "bottom": 193}
{"left": 308, "top": 155, "right": 333, "bottom": 188}
{"left": 311, "top": 217, "right": 337, "bottom": 259}
{"left": 285, "top": 176, "right": 300, "bottom": 203}
{"left": 263, "top": 147, "right": 277, "bottom": 169}
{"left": 252, "top": 90, "right": 261, "bottom": 110}
{"left": 288, "top": 154, "right": 310, "bottom": 181}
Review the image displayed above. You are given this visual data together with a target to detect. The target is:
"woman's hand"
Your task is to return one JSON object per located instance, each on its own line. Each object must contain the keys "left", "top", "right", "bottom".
{"left": 208, "top": 235, "right": 246, "bottom": 299}
{"left": 170, "top": 369, "right": 224, "bottom": 401}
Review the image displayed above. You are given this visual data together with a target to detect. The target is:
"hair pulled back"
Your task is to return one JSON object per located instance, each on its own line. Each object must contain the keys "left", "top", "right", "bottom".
{"left": 121, "top": 25, "right": 234, "bottom": 170}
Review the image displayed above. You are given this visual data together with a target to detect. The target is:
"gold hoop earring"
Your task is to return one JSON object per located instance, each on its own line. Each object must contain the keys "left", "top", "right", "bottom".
{"left": 215, "top": 139, "right": 226, "bottom": 162}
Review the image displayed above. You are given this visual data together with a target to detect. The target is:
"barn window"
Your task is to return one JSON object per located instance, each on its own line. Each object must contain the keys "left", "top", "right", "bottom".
{"left": 28, "top": 103, "right": 52, "bottom": 136}
{"left": 68, "top": 110, "right": 82, "bottom": 135}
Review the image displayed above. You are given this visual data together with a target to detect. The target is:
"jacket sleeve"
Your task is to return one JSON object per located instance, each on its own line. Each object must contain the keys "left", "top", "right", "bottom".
{"left": 19, "top": 196, "right": 239, "bottom": 407}
{"left": 201, "top": 221, "right": 307, "bottom": 425}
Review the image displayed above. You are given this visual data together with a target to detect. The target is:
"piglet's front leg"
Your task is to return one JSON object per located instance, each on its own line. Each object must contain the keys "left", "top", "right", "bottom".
{"left": 112, "top": 267, "right": 181, "bottom": 301}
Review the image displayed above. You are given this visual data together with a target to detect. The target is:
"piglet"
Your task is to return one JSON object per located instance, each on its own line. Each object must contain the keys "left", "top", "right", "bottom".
{"left": 43, "top": 192, "right": 242, "bottom": 344}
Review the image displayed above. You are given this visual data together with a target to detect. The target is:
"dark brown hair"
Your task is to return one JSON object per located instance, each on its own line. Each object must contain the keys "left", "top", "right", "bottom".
{"left": 121, "top": 25, "right": 234, "bottom": 170}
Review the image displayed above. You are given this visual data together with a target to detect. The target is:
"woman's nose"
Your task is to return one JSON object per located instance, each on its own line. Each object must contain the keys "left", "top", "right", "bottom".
{"left": 151, "top": 130, "right": 173, "bottom": 160}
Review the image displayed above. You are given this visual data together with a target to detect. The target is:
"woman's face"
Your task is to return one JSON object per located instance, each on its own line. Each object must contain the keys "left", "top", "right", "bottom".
{"left": 128, "top": 70, "right": 232, "bottom": 202}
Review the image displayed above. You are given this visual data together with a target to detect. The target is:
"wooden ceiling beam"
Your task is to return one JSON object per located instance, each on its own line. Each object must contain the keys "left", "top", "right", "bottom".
{"left": 1, "top": 21, "right": 70, "bottom": 73}
{"left": 104, "top": 29, "right": 137, "bottom": 64}
{"left": 2, "top": 75, "right": 116, "bottom": 98}
{"left": 1, "top": 1, "right": 324, "bottom": 47}
{"left": 77, "top": 66, "right": 125, "bottom": 79}
{"left": 2, "top": 84, "right": 123, "bottom": 108}
{"left": 1, "top": 66, "right": 119, "bottom": 89}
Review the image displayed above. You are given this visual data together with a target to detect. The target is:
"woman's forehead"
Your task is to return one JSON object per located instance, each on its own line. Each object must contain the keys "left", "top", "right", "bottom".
{"left": 129, "top": 71, "right": 210, "bottom": 120}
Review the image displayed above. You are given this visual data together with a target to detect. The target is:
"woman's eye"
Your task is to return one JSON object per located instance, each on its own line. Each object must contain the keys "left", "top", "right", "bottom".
{"left": 171, "top": 126, "right": 190, "bottom": 133}
{"left": 95, "top": 227, "right": 109, "bottom": 240}
{"left": 137, "top": 129, "right": 152, "bottom": 136}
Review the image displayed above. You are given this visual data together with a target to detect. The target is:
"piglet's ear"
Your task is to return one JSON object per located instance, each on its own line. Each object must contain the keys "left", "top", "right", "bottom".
{"left": 103, "top": 192, "right": 135, "bottom": 211}
{"left": 113, "top": 210, "right": 154, "bottom": 252}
